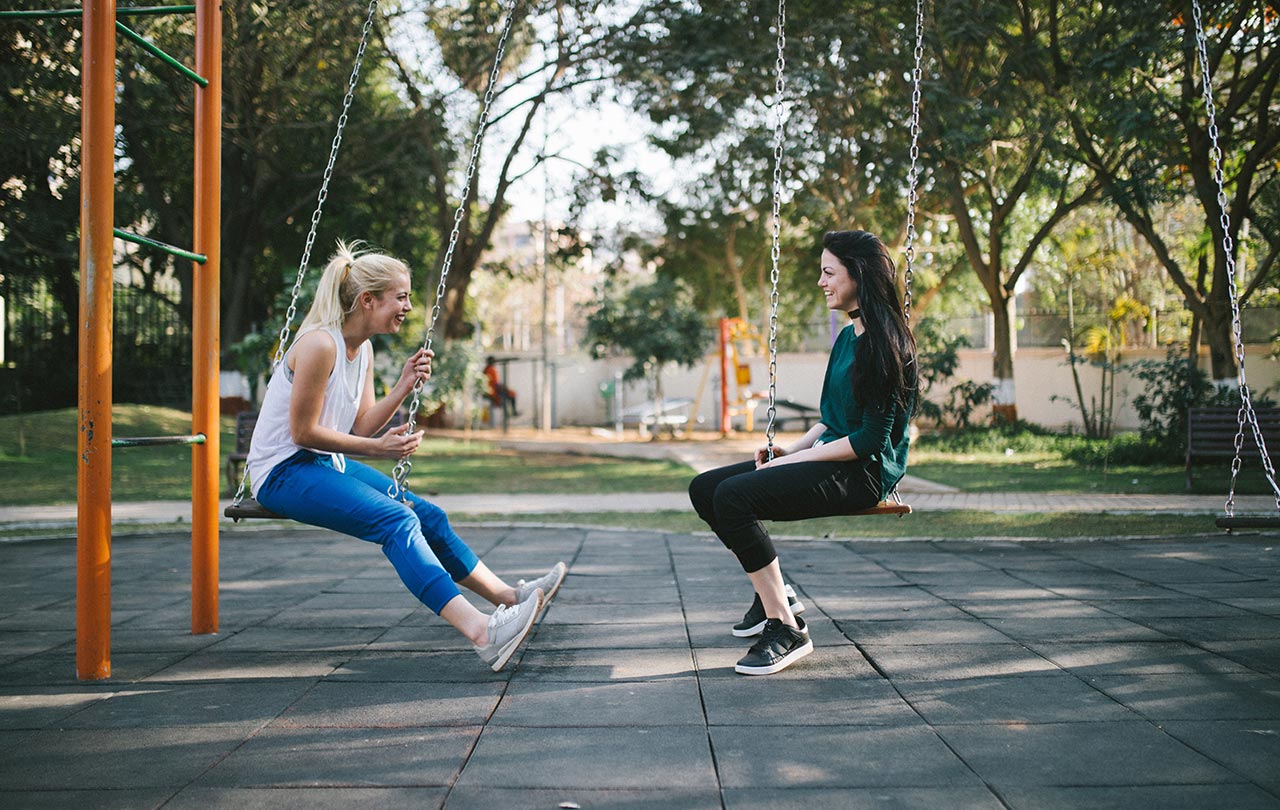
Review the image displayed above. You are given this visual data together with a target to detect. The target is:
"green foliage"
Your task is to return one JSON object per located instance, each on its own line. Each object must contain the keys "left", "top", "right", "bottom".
{"left": 913, "top": 318, "right": 995, "bottom": 428}
{"left": 585, "top": 276, "right": 711, "bottom": 383}
{"left": 1128, "top": 349, "right": 1245, "bottom": 460}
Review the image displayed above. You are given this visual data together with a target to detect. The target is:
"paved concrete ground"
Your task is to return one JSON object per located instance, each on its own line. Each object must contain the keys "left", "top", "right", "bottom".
{"left": 2, "top": 524, "right": 1280, "bottom": 808}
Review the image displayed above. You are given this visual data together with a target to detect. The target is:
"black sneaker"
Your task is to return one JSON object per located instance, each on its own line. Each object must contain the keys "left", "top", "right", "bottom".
{"left": 735, "top": 617, "right": 813, "bottom": 675}
{"left": 731, "top": 585, "right": 806, "bottom": 637}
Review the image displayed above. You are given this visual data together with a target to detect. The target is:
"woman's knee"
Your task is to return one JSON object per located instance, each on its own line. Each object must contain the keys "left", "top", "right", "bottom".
{"left": 688, "top": 470, "right": 720, "bottom": 514}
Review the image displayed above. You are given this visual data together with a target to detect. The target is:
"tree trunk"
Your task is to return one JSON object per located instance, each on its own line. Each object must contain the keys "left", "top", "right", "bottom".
{"left": 990, "top": 293, "right": 1018, "bottom": 423}
{"left": 1203, "top": 301, "right": 1240, "bottom": 385}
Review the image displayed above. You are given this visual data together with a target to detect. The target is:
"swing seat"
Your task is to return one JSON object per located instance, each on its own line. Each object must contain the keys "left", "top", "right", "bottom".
{"left": 849, "top": 501, "right": 912, "bottom": 517}
{"left": 224, "top": 497, "right": 284, "bottom": 522}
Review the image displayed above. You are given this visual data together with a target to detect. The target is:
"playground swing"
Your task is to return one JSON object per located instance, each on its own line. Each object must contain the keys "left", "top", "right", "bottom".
{"left": 225, "top": 0, "right": 518, "bottom": 521}
{"left": 754, "top": 0, "right": 925, "bottom": 519}
{"left": 1183, "top": 1, "right": 1280, "bottom": 532}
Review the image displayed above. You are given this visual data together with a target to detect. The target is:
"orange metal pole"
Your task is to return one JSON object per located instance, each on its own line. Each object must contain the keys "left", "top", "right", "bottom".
{"left": 77, "top": 0, "right": 116, "bottom": 681}
{"left": 191, "top": 0, "right": 222, "bottom": 635}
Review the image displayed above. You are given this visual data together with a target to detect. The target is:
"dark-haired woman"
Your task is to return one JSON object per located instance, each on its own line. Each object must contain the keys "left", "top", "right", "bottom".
{"left": 689, "top": 230, "right": 917, "bottom": 675}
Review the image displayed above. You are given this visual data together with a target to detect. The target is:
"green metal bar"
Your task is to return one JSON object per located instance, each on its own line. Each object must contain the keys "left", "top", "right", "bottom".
{"left": 116, "top": 20, "right": 207, "bottom": 86}
{"left": 111, "top": 433, "right": 206, "bottom": 448}
{"left": 113, "top": 228, "right": 206, "bottom": 264}
{"left": 0, "top": 5, "right": 195, "bottom": 19}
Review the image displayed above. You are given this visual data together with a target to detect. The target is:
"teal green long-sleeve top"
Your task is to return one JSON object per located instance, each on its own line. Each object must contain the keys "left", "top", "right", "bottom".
{"left": 818, "top": 324, "right": 912, "bottom": 498}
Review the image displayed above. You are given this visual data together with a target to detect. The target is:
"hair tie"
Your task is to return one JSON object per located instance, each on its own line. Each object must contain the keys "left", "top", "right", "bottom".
{"left": 339, "top": 261, "right": 353, "bottom": 288}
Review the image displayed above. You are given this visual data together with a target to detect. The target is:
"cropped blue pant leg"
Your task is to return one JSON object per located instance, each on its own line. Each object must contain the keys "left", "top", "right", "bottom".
{"left": 256, "top": 451, "right": 479, "bottom": 614}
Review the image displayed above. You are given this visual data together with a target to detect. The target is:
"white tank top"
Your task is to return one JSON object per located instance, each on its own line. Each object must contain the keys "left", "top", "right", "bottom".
{"left": 246, "top": 325, "right": 370, "bottom": 496}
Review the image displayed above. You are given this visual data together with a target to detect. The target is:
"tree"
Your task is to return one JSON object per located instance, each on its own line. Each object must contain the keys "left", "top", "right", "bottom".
{"left": 584, "top": 275, "right": 711, "bottom": 433}
{"left": 1059, "top": 0, "right": 1280, "bottom": 383}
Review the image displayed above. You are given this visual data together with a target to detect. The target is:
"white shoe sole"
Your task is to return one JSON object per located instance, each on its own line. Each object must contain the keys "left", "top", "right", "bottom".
{"left": 731, "top": 599, "right": 807, "bottom": 638}
{"left": 542, "top": 562, "right": 567, "bottom": 603}
{"left": 734, "top": 639, "right": 814, "bottom": 675}
{"left": 489, "top": 591, "right": 542, "bottom": 672}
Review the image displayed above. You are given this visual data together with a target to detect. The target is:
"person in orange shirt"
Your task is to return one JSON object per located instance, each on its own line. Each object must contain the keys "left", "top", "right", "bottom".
{"left": 483, "top": 356, "right": 519, "bottom": 417}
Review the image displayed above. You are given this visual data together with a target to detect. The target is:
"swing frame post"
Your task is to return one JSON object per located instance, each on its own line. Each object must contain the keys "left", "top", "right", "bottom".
{"left": 77, "top": 0, "right": 116, "bottom": 682}
{"left": 191, "top": 0, "right": 221, "bottom": 635}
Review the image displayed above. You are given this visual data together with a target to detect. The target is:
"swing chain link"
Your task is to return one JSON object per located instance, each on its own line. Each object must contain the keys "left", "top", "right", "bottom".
{"left": 764, "top": 0, "right": 787, "bottom": 462}
{"left": 902, "top": 0, "right": 925, "bottom": 321}
{"left": 1190, "top": 0, "right": 1280, "bottom": 516}
{"left": 390, "top": 0, "right": 518, "bottom": 499}
{"left": 232, "top": 0, "right": 381, "bottom": 508}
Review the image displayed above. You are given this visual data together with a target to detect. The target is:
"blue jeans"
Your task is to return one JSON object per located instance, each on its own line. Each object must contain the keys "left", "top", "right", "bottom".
{"left": 256, "top": 451, "right": 478, "bottom": 613}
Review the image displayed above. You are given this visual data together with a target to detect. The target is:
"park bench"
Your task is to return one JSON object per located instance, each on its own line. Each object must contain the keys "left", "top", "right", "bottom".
{"left": 1186, "top": 405, "right": 1280, "bottom": 489}
{"left": 771, "top": 398, "right": 822, "bottom": 432}
{"left": 620, "top": 397, "right": 694, "bottom": 437}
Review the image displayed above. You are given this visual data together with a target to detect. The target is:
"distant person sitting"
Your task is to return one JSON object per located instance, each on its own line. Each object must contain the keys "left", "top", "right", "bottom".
{"left": 483, "top": 357, "right": 519, "bottom": 417}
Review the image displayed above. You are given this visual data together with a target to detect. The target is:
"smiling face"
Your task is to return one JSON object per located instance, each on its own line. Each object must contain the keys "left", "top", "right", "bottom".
{"left": 818, "top": 248, "right": 859, "bottom": 313}
{"left": 366, "top": 271, "right": 413, "bottom": 334}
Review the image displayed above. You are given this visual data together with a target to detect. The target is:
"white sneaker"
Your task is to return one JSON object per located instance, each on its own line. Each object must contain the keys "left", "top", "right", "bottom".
{"left": 474, "top": 590, "right": 542, "bottom": 672}
{"left": 515, "top": 561, "right": 567, "bottom": 607}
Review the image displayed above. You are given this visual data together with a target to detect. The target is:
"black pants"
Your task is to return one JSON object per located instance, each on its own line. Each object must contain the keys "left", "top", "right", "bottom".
{"left": 688, "top": 458, "right": 882, "bottom": 573}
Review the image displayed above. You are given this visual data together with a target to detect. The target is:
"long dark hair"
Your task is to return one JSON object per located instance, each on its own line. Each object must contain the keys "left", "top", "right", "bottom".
{"left": 822, "top": 230, "right": 917, "bottom": 411}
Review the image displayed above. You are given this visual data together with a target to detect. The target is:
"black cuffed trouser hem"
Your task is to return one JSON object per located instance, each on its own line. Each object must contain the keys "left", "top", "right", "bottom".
{"left": 723, "top": 522, "right": 777, "bottom": 574}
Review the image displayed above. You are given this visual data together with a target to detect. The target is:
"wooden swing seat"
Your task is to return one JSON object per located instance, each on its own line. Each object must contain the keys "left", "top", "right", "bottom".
{"left": 224, "top": 498, "right": 284, "bottom": 522}
{"left": 851, "top": 501, "right": 912, "bottom": 517}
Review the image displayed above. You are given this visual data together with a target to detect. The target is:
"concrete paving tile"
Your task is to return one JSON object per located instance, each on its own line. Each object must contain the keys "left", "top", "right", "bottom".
{"left": 62, "top": 680, "right": 315, "bottom": 729}
{"left": 685, "top": 616, "right": 852, "bottom": 650}
{"left": 526, "top": 622, "right": 686, "bottom": 650}
{"left": 289, "top": 591, "right": 421, "bottom": 611}
{"left": 1085, "top": 598, "right": 1250, "bottom": 619}
{"left": 1090, "top": 673, "right": 1280, "bottom": 720}
{"left": 984, "top": 617, "right": 1171, "bottom": 643}
{"left": 862, "top": 643, "right": 1059, "bottom": 680}
{"left": 1201, "top": 639, "right": 1280, "bottom": 675}
{"left": 954, "top": 599, "right": 1113, "bottom": 619}
{"left": 0, "top": 607, "right": 77, "bottom": 631}
{"left": 262, "top": 607, "right": 418, "bottom": 629}
{"left": 541, "top": 603, "right": 685, "bottom": 625}
{"left": 721, "top": 786, "right": 1005, "bottom": 809}
{"left": 96, "top": 628, "right": 227, "bottom": 654}
{"left": 365, "top": 624, "right": 474, "bottom": 652}
{"left": 0, "top": 789, "right": 175, "bottom": 809}
{"left": 329, "top": 651, "right": 510, "bottom": 683}
{"left": 996, "top": 784, "right": 1280, "bottom": 810}
{"left": 455, "top": 726, "right": 715, "bottom": 789}
{"left": 0, "top": 650, "right": 188, "bottom": 685}
{"left": 554, "top": 586, "right": 681, "bottom": 605}
{"left": 1163, "top": 720, "right": 1280, "bottom": 794}
{"left": 809, "top": 593, "right": 971, "bottom": 621}
{"left": 1028, "top": 641, "right": 1253, "bottom": 676}
{"left": 0, "top": 726, "right": 248, "bottom": 789}
{"left": 1140, "top": 616, "right": 1280, "bottom": 641}
{"left": 198, "top": 725, "right": 479, "bottom": 787}
{"left": 935, "top": 720, "right": 1244, "bottom": 787}
{"left": 925, "top": 585, "right": 1062, "bottom": 601}
{"left": 0, "top": 686, "right": 113, "bottom": 730}
{"left": 1162, "top": 581, "right": 1279, "bottom": 599}
{"left": 165, "top": 786, "right": 448, "bottom": 809}
{"left": 491, "top": 678, "right": 704, "bottom": 727}
{"left": 702, "top": 676, "right": 919, "bottom": 727}
{"left": 208, "top": 626, "right": 385, "bottom": 653}
{"left": 517, "top": 647, "right": 695, "bottom": 681}
{"left": 711, "top": 725, "right": 980, "bottom": 788}
{"left": 276, "top": 680, "right": 504, "bottom": 727}
{"left": 1220, "top": 597, "right": 1280, "bottom": 616}
{"left": 144, "top": 651, "right": 347, "bottom": 682}
{"left": 0, "top": 630, "right": 76, "bottom": 664}
{"left": 895, "top": 674, "right": 1135, "bottom": 724}
{"left": 837, "top": 619, "right": 1016, "bottom": 645}
{"left": 443, "top": 787, "right": 721, "bottom": 809}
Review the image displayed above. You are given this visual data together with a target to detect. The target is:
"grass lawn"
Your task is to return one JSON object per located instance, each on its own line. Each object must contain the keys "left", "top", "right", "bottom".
{"left": 909, "top": 447, "right": 1275, "bottom": 496}
{"left": 0, "top": 406, "right": 695, "bottom": 505}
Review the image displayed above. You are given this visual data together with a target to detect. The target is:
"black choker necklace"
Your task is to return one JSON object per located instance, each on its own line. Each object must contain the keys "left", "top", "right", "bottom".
{"left": 849, "top": 309, "right": 862, "bottom": 320}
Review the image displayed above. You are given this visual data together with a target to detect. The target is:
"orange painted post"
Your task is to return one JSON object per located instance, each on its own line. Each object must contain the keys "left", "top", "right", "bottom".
{"left": 76, "top": 0, "right": 117, "bottom": 681}
{"left": 190, "top": 0, "right": 222, "bottom": 635}
{"left": 719, "top": 318, "right": 731, "bottom": 436}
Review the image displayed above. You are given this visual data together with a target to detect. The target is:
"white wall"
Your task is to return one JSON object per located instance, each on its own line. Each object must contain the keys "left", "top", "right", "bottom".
{"left": 466, "top": 345, "right": 1280, "bottom": 434}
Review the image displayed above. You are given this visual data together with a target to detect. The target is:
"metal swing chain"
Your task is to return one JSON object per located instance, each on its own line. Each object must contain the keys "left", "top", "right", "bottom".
{"left": 763, "top": 0, "right": 787, "bottom": 462}
{"left": 1190, "top": 0, "right": 1280, "bottom": 516}
{"left": 389, "top": 0, "right": 518, "bottom": 499}
{"left": 232, "top": 0, "right": 381, "bottom": 508}
{"left": 903, "top": 0, "right": 925, "bottom": 322}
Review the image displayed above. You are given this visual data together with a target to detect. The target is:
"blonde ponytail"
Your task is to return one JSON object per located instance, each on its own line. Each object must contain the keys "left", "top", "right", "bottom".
{"left": 299, "top": 240, "right": 411, "bottom": 332}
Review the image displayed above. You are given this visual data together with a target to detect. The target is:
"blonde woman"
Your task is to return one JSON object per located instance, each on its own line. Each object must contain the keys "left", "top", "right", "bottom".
{"left": 247, "top": 241, "right": 565, "bottom": 671}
